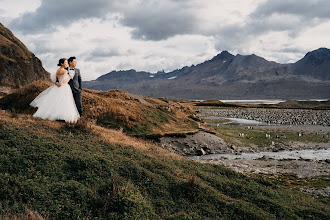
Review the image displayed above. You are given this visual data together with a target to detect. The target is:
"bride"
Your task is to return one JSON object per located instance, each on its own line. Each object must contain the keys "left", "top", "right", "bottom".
{"left": 30, "top": 58, "right": 80, "bottom": 123}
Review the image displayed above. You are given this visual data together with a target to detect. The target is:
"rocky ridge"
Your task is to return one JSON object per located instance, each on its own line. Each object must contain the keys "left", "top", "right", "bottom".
{"left": 0, "top": 23, "right": 50, "bottom": 88}
{"left": 84, "top": 48, "right": 330, "bottom": 100}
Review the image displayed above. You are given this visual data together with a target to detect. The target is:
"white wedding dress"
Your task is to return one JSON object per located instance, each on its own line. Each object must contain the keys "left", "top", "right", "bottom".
{"left": 30, "top": 73, "right": 80, "bottom": 123}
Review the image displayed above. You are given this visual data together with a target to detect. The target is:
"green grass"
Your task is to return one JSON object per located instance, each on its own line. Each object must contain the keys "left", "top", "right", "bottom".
{"left": 97, "top": 106, "right": 169, "bottom": 136}
{"left": 0, "top": 124, "right": 329, "bottom": 219}
{"left": 98, "top": 105, "right": 199, "bottom": 138}
{"left": 262, "top": 173, "right": 330, "bottom": 205}
{"left": 210, "top": 125, "right": 329, "bottom": 148}
{"left": 267, "top": 174, "right": 330, "bottom": 189}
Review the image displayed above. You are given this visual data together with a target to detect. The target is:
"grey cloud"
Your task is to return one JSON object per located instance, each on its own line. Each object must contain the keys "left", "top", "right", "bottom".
{"left": 88, "top": 48, "right": 121, "bottom": 59}
{"left": 120, "top": 1, "right": 198, "bottom": 40}
{"left": 31, "top": 38, "right": 64, "bottom": 54}
{"left": 9, "top": 0, "right": 116, "bottom": 34}
{"left": 213, "top": 23, "right": 251, "bottom": 52}
{"left": 214, "top": 0, "right": 330, "bottom": 52}
{"left": 9, "top": 0, "right": 200, "bottom": 41}
{"left": 274, "top": 47, "right": 307, "bottom": 54}
{"left": 243, "top": 0, "right": 330, "bottom": 40}
{"left": 252, "top": 0, "right": 330, "bottom": 19}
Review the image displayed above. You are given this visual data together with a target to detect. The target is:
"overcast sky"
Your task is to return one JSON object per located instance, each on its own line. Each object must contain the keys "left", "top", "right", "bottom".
{"left": 1, "top": 0, "right": 330, "bottom": 80}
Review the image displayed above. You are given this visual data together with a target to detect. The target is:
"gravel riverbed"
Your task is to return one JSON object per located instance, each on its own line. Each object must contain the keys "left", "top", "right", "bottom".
{"left": 197, "top": 108, "right": 330, "bottom": 126}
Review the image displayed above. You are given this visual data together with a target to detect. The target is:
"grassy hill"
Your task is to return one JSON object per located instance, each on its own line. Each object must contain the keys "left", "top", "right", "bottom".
{"left": 0, "top": 82, "right": 329, "bottom": 219}
{"left": 0, "top": 81, "right": 200, "bottom": 138}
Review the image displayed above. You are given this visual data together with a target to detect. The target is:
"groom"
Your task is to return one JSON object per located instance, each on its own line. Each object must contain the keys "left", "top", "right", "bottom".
{"left": 56, "top": 57, "right": 83, "bottom": 116}
{"left": 67, "top": 56, "right": 83, "bottom": 116}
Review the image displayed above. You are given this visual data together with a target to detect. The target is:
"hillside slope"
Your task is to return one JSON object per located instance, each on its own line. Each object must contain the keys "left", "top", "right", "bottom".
{"left": 0, "top": 23, "right": 50, "bottom": 88}
{"left": 0, "top": 81, "right": 200, "bottom": 137}
{"left": 0, "top": 83, "right": 329, "bottom": 218}
{"left": 0, "top": 109, "right": 329, "bottom": 219}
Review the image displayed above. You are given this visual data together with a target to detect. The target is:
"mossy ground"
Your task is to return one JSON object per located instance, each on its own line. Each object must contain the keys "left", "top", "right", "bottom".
{"left": 0, "top": 114, "right": 329, "bottom": 219}
{"left": 212, "top": 125, "right": 329, "bottom": 148}
{"left": 195, "top": 106, "right": 329, "bottom": 148}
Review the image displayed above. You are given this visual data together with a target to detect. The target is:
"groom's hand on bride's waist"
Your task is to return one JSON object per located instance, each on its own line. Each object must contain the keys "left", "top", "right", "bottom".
{"left": 56, "top": 82, "right": 61, "bottom": 87}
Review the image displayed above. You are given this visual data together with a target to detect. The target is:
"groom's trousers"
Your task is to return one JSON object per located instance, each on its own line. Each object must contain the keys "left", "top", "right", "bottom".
{"left": 73, "top": 92, "right": 83, "bottom": 116}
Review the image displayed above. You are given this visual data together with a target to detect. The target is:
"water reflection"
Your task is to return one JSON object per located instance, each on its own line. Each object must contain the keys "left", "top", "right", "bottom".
{"left": 204, "top": 116, "right": 269, "bottom": 126}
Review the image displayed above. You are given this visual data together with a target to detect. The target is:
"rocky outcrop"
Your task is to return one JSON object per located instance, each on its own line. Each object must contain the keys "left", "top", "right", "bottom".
{"left": 160, "top": 131, "right": 230, "bottom": 156}
{"left": 0, "top": 23, "right": 50, "bottom": 88}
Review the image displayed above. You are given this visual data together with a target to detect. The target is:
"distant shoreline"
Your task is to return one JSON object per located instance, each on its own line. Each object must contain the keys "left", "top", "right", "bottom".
{"left": 191, "top": 99, "right": 330, "bottom": 105}
{"left": 220, "top": 99, "right": 329, "bottom": 105}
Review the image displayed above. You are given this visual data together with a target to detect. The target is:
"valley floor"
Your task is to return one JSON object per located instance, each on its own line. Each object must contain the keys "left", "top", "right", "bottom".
{"left": 161, "top": 107, "right": 330, "bottom": 198}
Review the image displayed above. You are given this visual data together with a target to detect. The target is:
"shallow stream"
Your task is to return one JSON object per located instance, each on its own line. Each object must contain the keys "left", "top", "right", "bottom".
{"left": 188, "top": 149, "right": 330, "bottom": 161}
{"left": 204, "top": 116, "right": 269, "bottom": 126}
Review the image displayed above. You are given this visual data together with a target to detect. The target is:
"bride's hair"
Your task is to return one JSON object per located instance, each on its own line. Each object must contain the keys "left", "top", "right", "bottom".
{"left": 57, "top": 58, "right": 67, "bottom": 66}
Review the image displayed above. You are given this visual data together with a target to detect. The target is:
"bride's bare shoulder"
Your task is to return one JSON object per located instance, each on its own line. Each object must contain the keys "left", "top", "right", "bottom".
{"left": 56, "top": 68, "right": 68, "bottom": 76}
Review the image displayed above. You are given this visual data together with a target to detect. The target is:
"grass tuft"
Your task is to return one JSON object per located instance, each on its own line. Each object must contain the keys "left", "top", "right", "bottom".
{"left": 1, "top": 208, "right": 45, "bottom": 220}
{"left": 63, "top": 117, "right": 91, "bottom": 132}
{"left": 187, "top": 171, "right": 197, "bottom": 186}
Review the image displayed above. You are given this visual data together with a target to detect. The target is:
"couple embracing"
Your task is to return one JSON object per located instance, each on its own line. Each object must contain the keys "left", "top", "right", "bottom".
{"left": 30, "top": 57, "right": 83, "bottom": 123}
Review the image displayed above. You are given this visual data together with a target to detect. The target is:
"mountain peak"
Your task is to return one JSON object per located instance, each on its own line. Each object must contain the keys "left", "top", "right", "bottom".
{"left": 220, "top": 50, "right": 231, "bottom": 55}
{"left": 298, "top": 47, "right": 330, "bottom": 65}
{"left": 304, "top": 47, "right": 330, "bottom": 58}
{"left": 210, "top": 50, "right": 234, "bottom": 62}
{"left": 293, "top": 47, "right": 330, "bottom": 80}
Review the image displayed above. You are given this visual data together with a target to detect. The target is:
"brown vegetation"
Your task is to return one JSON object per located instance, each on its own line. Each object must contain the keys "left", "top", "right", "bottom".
{"left": 0, "top": 107, "right": 182, "bottom": 163}
{"left": 270, "top": 99, "right": 330, "bottom": 109}
{"left": 0, "top": 80, "right": 200, "bottom": 137}
{"left": 1, "top": 209, "right": 44, "bottom": 220}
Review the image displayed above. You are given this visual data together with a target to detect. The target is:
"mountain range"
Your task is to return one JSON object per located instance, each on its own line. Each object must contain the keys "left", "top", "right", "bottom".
{"left": 0, "top": 21, "right": 328, "bottom": 100}
{"left": 84, "top": 48, "right": 330, "bottom": 100}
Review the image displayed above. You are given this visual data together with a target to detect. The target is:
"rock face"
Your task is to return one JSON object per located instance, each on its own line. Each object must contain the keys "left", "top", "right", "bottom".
{"left": 84, "top": 48, "right": 330, "bottom": 100}
{"left": 160, "top": 131, "right": 230, "bottom": 156}
{"left": 293, "top": 48, "right": 330, "bottom": 81}
{"left": 0, "top": 23, "right": 50, "bottom": 88}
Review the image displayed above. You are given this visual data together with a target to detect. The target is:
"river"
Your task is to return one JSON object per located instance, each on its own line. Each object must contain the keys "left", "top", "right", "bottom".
{"left": 188, "top": 149, "right": 330, "bottom": 161}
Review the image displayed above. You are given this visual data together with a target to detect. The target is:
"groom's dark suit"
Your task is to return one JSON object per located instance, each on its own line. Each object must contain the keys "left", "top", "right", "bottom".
{"left": 67, "top": 67, "right": 83, "bottom": 116}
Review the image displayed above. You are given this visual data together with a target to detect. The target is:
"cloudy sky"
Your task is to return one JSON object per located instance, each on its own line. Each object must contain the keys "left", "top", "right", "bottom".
{"left": 1, "top": 0, "right": 330, "bottom": 80}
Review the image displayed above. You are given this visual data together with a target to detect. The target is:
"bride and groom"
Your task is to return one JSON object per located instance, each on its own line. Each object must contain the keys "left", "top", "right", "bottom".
{"left": 30, "top": 57, "right": 83, "bottom": 123}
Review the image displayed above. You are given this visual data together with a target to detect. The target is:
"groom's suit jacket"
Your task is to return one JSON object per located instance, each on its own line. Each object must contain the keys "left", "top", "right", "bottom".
{"left": 67, "top": 68, "right": 82, "bottom": 94}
